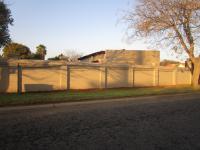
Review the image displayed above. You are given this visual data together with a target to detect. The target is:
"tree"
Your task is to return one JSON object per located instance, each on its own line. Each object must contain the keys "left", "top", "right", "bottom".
{"left": 65, "top": 50, "right": 82, "bottom": 62}
{"left": 36, "top": 44, "right": 47, "bottom": 60}
{"left": 48, "top": 55, "right": 60, "bottom": 60}
{"left": 27, "top": 53, "right": 41, "bottom": 60}
{"left": 2, "top": 42, "right": 31, "bottom": 59}
{"left": 48, "top": 54, "right": 69, "bottom": 61}
{"left": 0, "top": 1, "right": 13, "bottom": 49}
{"left": 124, "top": 0, "right": 200, "bottom": 87}
{"left": 48, "top": 54, "right": 62, "bottom": 61}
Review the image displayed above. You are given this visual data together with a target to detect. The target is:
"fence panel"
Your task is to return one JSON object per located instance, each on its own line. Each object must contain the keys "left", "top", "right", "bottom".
{"left": 22, "top": 66, "right": 65, "bottom": 92}
{"left": 176, "top": 69, "right": 191, "bottom": 85}
{"left": 107, "top": 67, "right": 130, "bottom": 88}
{"left": 0, "top": 64, "right": 192, "bottom": 93}
{"left": 70, "top": 66, "right": 101, "bottom": 89}
{"left": 159, "top": 69, "right": 175, "bottom": 86}
{"left": 134, "top": 68, "right": 155, "bottom": 87}
{"left": 0, "top": 66, "right": 18, "bottom": 93}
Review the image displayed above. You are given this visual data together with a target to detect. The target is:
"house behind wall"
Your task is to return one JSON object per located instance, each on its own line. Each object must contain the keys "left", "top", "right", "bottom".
{"left": 78, "top": 50, "right": 160, "bottom": 67}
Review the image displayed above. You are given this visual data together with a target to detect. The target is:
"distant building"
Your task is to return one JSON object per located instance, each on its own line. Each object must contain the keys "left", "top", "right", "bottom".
{"left": 78, "top": 49, "right": 160, "bottom": 67}
{"left": 160, "top": 59, "right": 185, "bottom": 68}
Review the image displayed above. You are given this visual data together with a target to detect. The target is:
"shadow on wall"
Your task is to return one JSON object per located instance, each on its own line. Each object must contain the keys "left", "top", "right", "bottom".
{"left": 0, "top": 62, "right": 9, "bottom": 93}
{"left": 69, "top": 66, "right": 130, "bottom": 89}
{"left": 136, "top": 51, "right": 143, "bottom": 65}
{"left": 22, "top": 66, "right": 65, "bottom": 92}
{"left": 105, "top": 50, "right": 146, "bottom": 65}
{"left": 70, "top": 67, "right": 101, "bottom": 89}
{"left": 105, "top": 50, "right": 159, "bottom": 66}
{"left": 107, "top": 67, "right": 129, "bottom": 88}
{"left": 106, "top": 50, "right": 134, "bottom": 65}
{"left": 24, "top": 84, "right": 53, "bottom": 92}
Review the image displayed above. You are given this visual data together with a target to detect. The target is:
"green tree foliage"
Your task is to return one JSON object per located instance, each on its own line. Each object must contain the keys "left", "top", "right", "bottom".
{"left": 0, "top": 1, "right": 13, "bottom": 48}
{"left": 27, "top": 53, "right": 41, "bottom": 60}
{"left": 48, "top": 54, "right": 66, "bottom": 60}
{"left": 2, "top": 42, "right": 31, "bottom": 59}
{"left": 36, "top": 44, "right": 47, "bottom": 60}
{"left": 48, "top": 56, "right": 60, "bottom": 60}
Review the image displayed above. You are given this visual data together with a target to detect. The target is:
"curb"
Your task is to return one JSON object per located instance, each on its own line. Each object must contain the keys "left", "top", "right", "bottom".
{"left": 0, "top": 92, "right": 200, "bottom": 112}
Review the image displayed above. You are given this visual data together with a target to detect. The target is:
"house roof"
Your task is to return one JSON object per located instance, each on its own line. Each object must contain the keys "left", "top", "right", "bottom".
{"left": 78, "top": 49, "right": 160, "bottom": 61}
{"left": 78, "top": 51, "right": 105, "bottom": 60}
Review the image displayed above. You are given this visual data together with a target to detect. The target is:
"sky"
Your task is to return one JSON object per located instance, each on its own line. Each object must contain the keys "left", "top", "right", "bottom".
{"left": 6, "top": 0, "right": 175, "bottom": 60}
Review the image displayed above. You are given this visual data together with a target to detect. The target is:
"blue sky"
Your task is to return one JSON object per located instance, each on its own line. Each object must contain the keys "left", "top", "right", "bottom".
{"left": 6, "top": 0, "right": 173, "bottom": 60}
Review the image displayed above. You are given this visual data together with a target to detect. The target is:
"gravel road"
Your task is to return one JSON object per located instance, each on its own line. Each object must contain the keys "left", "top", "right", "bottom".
{"left": 1, "top": 93, "right": 200, "bottom": 150}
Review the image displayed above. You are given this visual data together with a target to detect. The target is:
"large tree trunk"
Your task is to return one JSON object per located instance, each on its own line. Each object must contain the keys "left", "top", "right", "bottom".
{"left": 191, "top": 58, "right": 200, "bottom": 88}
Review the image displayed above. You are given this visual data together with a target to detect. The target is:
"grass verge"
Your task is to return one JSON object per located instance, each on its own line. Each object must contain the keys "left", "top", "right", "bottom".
{"left": 0, "top": 86, "right": 199, "bottom": 107}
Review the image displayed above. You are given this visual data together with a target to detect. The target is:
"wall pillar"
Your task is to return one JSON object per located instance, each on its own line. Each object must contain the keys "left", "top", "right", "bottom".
{"left": 173, "top": 68, "right": 177, "bottom": 85}
{"left": 17, "top": 64, "right": 22, "bottom": 94}
{"left": 105, "top": 66, "right": 108, "bottom": 89}
{"left": 67, "top": 65, "right": 70, "bottom": 90}
{"left": 154, "top": 68, "right": 159, "bottom": 86}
